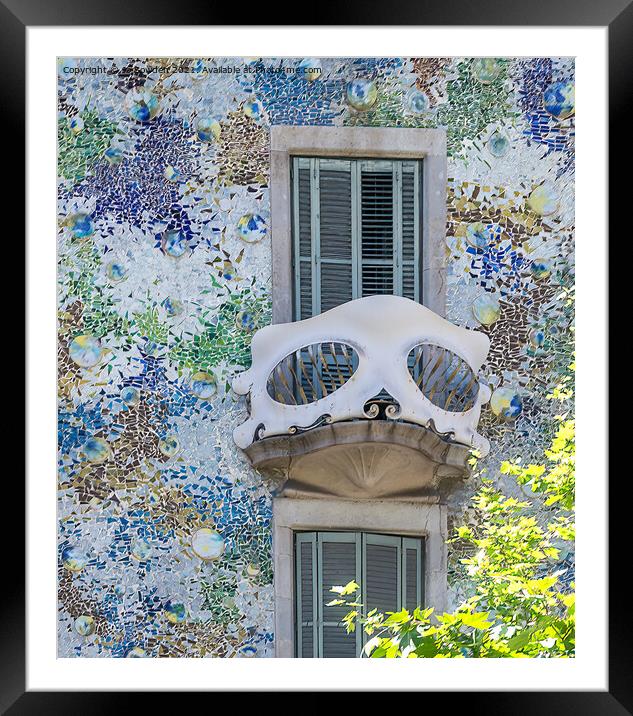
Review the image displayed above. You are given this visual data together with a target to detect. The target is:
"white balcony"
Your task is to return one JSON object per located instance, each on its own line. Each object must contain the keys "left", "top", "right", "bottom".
{"left": 232, "top": 295, "right": 491, "bottom": 500}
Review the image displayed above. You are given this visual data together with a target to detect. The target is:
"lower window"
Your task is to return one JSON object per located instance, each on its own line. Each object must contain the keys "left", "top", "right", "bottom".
{"left": 294, "top": 531, "right": 424, "bottom": 658}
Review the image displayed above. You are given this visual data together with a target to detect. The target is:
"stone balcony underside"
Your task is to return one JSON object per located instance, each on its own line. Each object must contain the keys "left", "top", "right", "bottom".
{"left": 245, "top": 420, "right": 471, "bottom": 501}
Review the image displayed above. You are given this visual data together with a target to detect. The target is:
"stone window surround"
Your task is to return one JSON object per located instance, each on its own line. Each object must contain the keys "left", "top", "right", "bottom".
{"left": 272, "top": 497, "right": 448, "bottom": 658}
{"left": 269, "top": 125, "right": 448, "bottom": 324}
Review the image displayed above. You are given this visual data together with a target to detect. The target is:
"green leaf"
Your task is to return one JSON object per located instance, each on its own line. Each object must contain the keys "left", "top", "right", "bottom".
{"left": 460, "top": 612, "right": 492, "bottom": 630}
{"left": 383, "top": 609, "right": 411, "bottom": 626}
{"left": 330, "top": 580, "right": 359, "bottom": 596}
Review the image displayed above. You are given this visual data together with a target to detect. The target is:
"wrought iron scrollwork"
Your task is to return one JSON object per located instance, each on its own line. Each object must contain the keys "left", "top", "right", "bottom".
{"left": 288, "top": 414, "right": 332, "bottom": 435}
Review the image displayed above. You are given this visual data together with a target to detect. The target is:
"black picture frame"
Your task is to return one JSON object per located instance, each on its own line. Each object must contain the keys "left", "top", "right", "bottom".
{"left": 5, "top": 1, "right": 617, "bottom": 710}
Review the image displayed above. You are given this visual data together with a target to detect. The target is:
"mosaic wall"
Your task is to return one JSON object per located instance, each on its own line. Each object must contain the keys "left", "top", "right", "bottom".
{"left": 57, "top": 57, "right": 575, "bottom": 656}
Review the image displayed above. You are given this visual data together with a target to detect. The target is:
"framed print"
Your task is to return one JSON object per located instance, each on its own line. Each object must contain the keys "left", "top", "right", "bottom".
{"left": 7, "top": 0, "right": 619, "bottom": 710}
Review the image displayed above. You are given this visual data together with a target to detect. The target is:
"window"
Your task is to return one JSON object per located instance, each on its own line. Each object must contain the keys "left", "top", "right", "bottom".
{"left": 295, "top": 531, "right": 424, "bottom": 658}
{"left": 291, "top": 157, "right": 422, "bottom": 320}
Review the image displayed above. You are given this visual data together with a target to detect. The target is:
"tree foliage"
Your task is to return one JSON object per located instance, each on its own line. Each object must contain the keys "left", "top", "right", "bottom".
{"left": 329, "top": 367, "right": 575, "bottom": 658}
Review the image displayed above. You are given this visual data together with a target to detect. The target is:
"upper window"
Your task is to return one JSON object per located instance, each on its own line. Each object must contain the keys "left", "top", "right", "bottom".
{"left": 295, "top": 531, "right": 424, "bottom": 658}
{"left": 291, "top": 157, "right": 422, "bottom": 320}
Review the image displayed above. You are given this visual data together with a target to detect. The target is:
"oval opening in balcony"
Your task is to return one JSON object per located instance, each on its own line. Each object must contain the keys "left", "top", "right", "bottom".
{"left": 266, "top": 342, "right": 359, "bottom": 405}
{"left": 407, "top": 344, "right": 480, "bottom": 412}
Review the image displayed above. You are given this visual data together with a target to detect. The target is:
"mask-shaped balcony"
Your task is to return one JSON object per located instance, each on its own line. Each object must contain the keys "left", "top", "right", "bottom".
{"left": 232, "top": 295, "right": 491, "bottom": 501}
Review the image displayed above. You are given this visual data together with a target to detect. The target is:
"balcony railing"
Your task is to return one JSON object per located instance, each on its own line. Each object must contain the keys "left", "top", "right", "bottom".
{"left": 232, "top": 295, "right": 491, "bottom": 456}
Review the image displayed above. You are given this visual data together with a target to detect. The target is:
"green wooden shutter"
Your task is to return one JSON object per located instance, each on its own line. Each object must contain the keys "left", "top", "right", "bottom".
{"left": 401, "top": 161, "right": 421, "bottom": 301}
{"left": 402, "top": 537, "right": 424, "bottom": 612}
{"left": 318, "top": 532, "right": 362, "bottom": 658}
{"left": 293, "top": 158, "right": 314, "bottom": 320}
{"left": 361, "top": 535, "right": 424, "bottom": 617}
{"left": 362, "top": 533, "right": 402, "bottom": 615}
{"left": 319, "top": 159, "right": 355, "bottom": 313}
{"left": 292, "top": 157, "right": 422, "bottom": 320}
{"left": 359, "top": 160, "right": 394, "bottom": 297}
{"left": 295, "top": 532, "right": 318, "bottom": 658}
{"left": 295, "top": 532, "right": 424, "bottom": 658}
